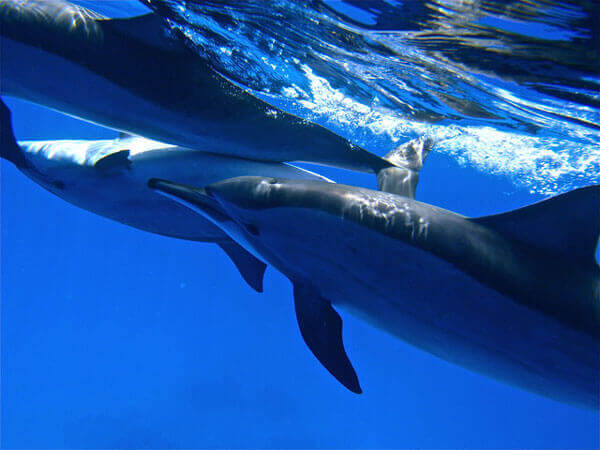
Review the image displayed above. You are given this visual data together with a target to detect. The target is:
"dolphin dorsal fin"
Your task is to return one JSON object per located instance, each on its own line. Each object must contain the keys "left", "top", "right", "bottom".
{"left": 377, "top": 137, "right": 435, "bottom": 198}
{"left": 472, "top": 186, "right": 600, "bottom": 263}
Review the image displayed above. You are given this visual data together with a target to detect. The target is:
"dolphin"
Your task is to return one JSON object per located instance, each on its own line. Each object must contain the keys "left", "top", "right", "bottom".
{"left": 0, "top": 98, "right": 334, "bottom": 292}
{"left": 0, "top": 0, "right": 409, "bottom": 180}
{"left": 149, "top": 175, "right": 600, "bottom": 409}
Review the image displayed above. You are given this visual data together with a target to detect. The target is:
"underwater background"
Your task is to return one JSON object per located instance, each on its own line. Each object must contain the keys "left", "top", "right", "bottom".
{"left": 1, "top": 0, "right": 599, "bottom": 448}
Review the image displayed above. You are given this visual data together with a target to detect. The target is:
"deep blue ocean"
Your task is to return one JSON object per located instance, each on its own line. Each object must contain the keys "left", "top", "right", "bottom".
{"left": 1, "top": 0, "right": 599, "bottom": 448}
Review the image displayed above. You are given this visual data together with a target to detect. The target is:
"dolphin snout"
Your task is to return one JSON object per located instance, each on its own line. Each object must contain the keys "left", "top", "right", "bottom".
{"left": 148, "top": 178, "right": 221, "bottom": 214}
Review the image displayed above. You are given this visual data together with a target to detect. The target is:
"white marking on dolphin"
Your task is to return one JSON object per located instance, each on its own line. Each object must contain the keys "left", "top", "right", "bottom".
{"left": 0, "top": 98, "right": 332, "bottom": 292}
{"left": 0, "top": 0, "right": 413, "bottom": 181}
{"left": 150, "top": 175, "right": 600, "bottom": 409}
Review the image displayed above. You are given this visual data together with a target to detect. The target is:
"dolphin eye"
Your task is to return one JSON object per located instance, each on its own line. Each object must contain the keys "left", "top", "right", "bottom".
{"left": 243, "top": 223, "right": 260, "bottom": 236}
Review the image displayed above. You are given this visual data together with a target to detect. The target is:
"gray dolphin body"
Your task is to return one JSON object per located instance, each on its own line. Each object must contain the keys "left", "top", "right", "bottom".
{"left": 0, "top": 99, "right": 331, "bottom": 292}
{"left": 0, "top": 0, "right": 395, "bottom": 174}
{"left": 150, "top": 175, "right": 600, "bottom": 409}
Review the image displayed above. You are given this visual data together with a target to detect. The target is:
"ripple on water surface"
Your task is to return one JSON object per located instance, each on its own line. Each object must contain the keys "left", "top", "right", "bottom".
{"left": 141, "top": 0, "right": 599, "bottom": 193}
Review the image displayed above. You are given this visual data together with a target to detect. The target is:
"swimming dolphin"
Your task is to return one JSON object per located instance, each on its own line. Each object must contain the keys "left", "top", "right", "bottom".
{"left": 0, "top": 98, "right": 333, "bottom": 292}
{"left": 0, "top": 0, "right": 408, "bottom": 181}
{"left": 149, "top": 175, "right": 600, "bottom": 409}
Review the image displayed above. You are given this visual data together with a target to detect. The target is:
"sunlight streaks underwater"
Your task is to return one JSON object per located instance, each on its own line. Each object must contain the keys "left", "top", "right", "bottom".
{"left": 142, "top": 0, "right": 600, "bottom": 193}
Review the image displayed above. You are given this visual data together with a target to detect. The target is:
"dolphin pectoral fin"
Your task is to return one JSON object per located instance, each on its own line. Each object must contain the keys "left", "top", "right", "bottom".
{"left": 293, "top": 283, "right": 362, "bottom": 394}
{"left": 377, "top": 136, "right": 436, "bottom": 198}
{"left": 218, "top": 242, "right": 267, "bottom": 293}
{"left": 94, "top": 150, "right": 131, "bottom": 173}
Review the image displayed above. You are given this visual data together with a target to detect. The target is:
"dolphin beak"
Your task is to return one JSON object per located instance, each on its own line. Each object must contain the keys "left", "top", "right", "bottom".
{"left": 148, "top": 178, "right": 227, "bottom": 220}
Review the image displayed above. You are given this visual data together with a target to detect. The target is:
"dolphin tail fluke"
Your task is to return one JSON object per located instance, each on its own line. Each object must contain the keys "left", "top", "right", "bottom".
{"left": 472, "top": 185, "right": 600, "bottom": 264}
{"left": 293, "top": 283, "right": 362, "bottom": 394}
{"left": 218, "top": 242, "right": 267, "bottom": 293}
{"left": 377, "top": 136, "right": 436, "bottom": 198}
{"left": 0, "top": 98, "right": 30, "bottom": 169}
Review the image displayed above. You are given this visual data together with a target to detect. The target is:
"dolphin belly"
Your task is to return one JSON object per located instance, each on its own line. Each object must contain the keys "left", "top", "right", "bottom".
{"left": 16, "top": 139, "right": 332, "bottom": 242}
{"left": 1, "top": 38, "right": 206, "bottom": 148}
{"left": 16, "top": 151, "right": 229, "bottom": 242}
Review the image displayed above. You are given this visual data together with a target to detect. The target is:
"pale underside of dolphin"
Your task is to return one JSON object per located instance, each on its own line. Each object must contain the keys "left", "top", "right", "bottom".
{"left": 0, "top": 0, "right": 413, "bottom": 180}
{"left": 150, "top": 174, "right": 600, "bottom": 410}
{"left": 0, "top": 98, "right": 333, "bottom": 292}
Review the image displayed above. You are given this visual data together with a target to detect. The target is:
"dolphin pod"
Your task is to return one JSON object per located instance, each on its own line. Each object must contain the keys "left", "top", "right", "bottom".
{"left": 150, "top": 175, "right": 600, "bottom": 409}
{"left": 2, "top": 0, "right": 599, "bottom": 412}
{"left": 0, "top": 98, "right": 332, "bottom": 292}
{"left": 0, "top": 0, "right": 407, "bottom": 180}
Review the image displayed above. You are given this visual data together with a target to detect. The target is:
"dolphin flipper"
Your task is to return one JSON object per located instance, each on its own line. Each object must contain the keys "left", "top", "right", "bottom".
{"left": 94, "top": 150, "right": 132, "bottom": 173}
{"left": 218, "top": 242, "right": 267, "bottom": 293}
{"left": 377, "top": 137, "right": 435, "bottom": 198}
{"left": 293, "top": 283, "right": 362, "bottom": 394}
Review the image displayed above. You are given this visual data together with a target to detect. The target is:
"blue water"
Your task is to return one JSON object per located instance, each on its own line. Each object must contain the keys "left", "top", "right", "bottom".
{"left": 1, "top": 1, "right": 599, "bottom": 448}
{"left": 140, "top": 0, "right": 599, "bottom": 194}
